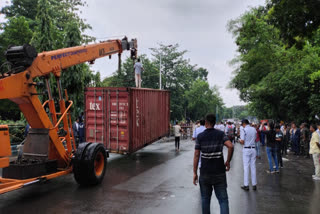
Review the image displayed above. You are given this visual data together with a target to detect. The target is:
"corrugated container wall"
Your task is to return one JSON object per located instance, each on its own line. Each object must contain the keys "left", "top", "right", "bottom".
{"left": 85, "top": 87, "right": 170, "bottom": 154}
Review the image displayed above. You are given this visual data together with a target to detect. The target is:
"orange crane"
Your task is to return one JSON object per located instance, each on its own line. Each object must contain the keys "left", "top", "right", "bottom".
{"left": 0, "top": 37, "right": 137, "bottom": 194}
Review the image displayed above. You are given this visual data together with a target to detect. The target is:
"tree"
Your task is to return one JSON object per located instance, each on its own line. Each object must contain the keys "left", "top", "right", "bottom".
{"left": 228, "top": 4, "right": 320, "bottom": 123}
{"left": 151, "top": 44, "right": 211, "bottom": 120}
{"left": 185, "top": 80, "right": 223, "bottom": 120}
{"left": 0, "top": 0, "right": 97, "bottom": 121}
{"left": 31, "top": 0, "right": 55, "bottom": 52}
{"left": 1, "top": 0, "right": 38, "bottom": 28}
{"left": 0, "top": 16, "right": 34, "bottom": 120}
{"left": 267, "top": 0, "right": 320, "bottom": 48}
{"left": 228, "top": 7, "right": 281, "bottom": 102}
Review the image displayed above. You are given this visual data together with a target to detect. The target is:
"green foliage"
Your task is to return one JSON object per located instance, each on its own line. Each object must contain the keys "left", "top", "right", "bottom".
{"left": 185, "top": 80, "right": 223, "bottom": 120}
{"left": 0, "top": 16, "right": 34, "bottom": 119}
{"left": 1, "top": 0, "right": 38, "bottom": 20}
{"left": 0, "top": 119, "right": 26, "bottom": 144}
{"left": 0, "top": 0, "right": 99, "bottom": 121}
{"left": 229, "top": 3, "right": 320, "bottom": 123}
{"left": 31, "top": 0, "right": 55, "bottom": 51}
{"left": 267, "top": 0, "right": 320, "bottom": 48}
{"left": 222, "top": 105, "right": 250, "bottom": 120}
{"left": 0, "top": 16, "right": 33, "bottom": 66}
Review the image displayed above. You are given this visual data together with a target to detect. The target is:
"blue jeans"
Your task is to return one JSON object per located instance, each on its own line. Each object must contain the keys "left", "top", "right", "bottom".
{"left": 255, "top": 141, "right": 261, "bottom": 157}
{"left": 293, "top": 140, "right": 300, "bottom": 154}
{"left": 266, "top": 147, "right": 278, "bottom": 171}
{"left": 261, "top": 133, "right": 265, "bottom": 146}
{"left": 199, "top": 174, "right": 229, "bottom": 214}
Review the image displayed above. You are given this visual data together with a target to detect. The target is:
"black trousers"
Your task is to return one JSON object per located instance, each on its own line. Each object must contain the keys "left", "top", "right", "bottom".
{"left": 282, "top": 140, "right": 288, "bottom": 155}
{"left": 277, "top": 146, "right": 283, "bottom": 167}
{"left": 175, "top": 137, "right": 180, "bottom": 149}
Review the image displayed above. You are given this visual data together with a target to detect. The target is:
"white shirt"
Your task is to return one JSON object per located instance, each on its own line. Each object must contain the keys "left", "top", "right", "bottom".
{"left": 218, "top": 124, "right": 225, "bottom": 132}
{"left": 174, "top": 125, "right": 181, "bottom": 137}
{"left": 317, "top": 129, "right": 320, "bottom": 138}
{"left": 240, "top": 125, "right": 257, "bottom": 147}
{"left": 134, "top": 62, "right": 143, "bottom": 74}
{"left": 193, "top": 125, "right": 206, "bottom": 139}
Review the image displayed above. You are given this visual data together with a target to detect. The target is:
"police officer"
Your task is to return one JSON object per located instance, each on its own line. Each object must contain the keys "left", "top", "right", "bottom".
{"left": 239, "top": 119, "right": 257, "bottom": 191}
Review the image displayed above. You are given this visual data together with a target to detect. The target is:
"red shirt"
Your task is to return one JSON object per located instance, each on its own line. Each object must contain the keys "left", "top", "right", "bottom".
{"left": 256, "top": 128, "right": 261, "bottom": 142}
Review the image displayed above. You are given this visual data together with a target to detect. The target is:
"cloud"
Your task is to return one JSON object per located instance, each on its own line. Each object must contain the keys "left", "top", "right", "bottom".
{"left": 81, "top": 0, "right": 265, "bottom": 107}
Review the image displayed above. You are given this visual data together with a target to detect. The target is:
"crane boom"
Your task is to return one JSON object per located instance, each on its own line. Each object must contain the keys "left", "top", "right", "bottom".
{"left": 0, "top": 37, "right": 137, "bottom": 167}
{"left": 28, "top": 38, "right": 136, "bottom": 79}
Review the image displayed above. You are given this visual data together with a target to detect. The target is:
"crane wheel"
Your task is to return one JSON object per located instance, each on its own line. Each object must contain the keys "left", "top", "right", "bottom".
{"left": 73, "top": 142, "right": 107, "bottom": 186}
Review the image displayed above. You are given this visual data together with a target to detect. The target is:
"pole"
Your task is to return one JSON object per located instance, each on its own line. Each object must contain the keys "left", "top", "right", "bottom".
{"left": 118, "top": 53, "right": 121, "bottom": 73}
{"left": 216, "top": 105, "right": 218, "bottom": 122}
{"left": 232, "top": 106, "right": 234, "bottom": 119}
{"left": 159, "top": 54, "right": 162, "bottom": 90}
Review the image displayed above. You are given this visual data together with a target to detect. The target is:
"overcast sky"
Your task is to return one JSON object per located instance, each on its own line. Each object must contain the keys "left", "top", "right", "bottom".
{"left": 81, "top": 0, "right": 265, "bottom": 107}
{"left": 1, "top": 0, "right": 266, "bottom": 107}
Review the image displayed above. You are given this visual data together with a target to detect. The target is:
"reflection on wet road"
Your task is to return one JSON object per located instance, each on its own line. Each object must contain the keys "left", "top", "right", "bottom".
{"left": 0, "top": 140, "right": 319, "bottom": 214}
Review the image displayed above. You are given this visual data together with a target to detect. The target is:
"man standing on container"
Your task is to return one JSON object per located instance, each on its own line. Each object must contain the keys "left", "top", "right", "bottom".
{"left": 134, "top": 58, "right": 144, "bottom": 88}
{"left": 193, "top": 114, "right": 234, "bottom": 214}
{"left": 240, "top": 119, "right": 257, "bottom": 191}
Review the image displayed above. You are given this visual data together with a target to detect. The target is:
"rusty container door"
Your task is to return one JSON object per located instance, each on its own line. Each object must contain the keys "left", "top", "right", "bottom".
{"left": 85, "top": 88, "right": 106, "bottom": 146}
{"left": 107, "top": 88, "right": 130, "bottom": 153}
{"left": 129, "top": 88, "right": 170, "bottom": 153}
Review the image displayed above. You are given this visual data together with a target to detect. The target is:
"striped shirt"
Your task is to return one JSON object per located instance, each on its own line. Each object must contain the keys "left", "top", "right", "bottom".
{"left": 195, "top": 128, "right": 229, "bottom": 175}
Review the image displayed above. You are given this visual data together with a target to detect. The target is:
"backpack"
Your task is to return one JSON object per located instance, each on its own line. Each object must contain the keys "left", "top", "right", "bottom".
{"left": 227, "top": 125, "right": 234, "bottom": 139}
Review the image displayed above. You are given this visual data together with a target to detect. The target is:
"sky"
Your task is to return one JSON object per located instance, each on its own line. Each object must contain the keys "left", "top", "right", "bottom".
{"left": 81, "top": 0, "right": 266, "bottom": 107}
{"left": 0, "top": 0, "right": 266, "bottom": 107}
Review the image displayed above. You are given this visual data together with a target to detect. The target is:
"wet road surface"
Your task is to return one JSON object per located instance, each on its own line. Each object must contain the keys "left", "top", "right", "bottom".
{"left": 0, "top": 140, "right": 319, "bottom": 214}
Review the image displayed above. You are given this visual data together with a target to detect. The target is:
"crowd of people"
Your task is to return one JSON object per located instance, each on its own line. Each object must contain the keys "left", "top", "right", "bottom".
{"left": 190, "top": 115, "right": 320, "bottom": 214}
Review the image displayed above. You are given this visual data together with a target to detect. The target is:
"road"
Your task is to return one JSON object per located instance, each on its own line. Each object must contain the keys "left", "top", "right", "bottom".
{"left": 0, "top": 140, "right": 319, "bottom": 214}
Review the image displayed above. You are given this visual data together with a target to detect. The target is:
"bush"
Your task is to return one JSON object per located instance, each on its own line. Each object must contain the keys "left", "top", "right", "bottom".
{"left": 0, "top": 120, "right": 26, "bottom": 145}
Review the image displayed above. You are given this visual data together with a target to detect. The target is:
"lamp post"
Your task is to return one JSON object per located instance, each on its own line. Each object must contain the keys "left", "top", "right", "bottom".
{"left": 159, "top": 45, "right": 172, "bottom": 90}
{"left": 159, "top": 54, "right": 162, "bottom": 90}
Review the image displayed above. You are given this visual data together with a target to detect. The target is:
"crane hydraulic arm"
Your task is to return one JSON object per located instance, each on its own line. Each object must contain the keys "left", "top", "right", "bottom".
{"left": 0, "top": 37, "right": 137, "bottom": 188}
{"left": 0, "top": 38, "right": 137, "bottom": 100}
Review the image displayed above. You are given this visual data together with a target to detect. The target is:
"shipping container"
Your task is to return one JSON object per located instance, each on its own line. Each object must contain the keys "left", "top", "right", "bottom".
{"left": 84, "top": 87, "right": 170, "bottom": 154}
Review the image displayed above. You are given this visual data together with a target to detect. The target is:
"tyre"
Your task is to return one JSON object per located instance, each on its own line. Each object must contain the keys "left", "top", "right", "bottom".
{"left": 73, "top": 142, "right": 107, "bottom": 185}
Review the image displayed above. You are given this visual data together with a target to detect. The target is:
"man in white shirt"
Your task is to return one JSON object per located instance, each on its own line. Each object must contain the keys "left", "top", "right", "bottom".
{"left": 192, "top": 120, "right": 206, "bottom": 168}
{"left": 219, "top": 122, "right": 225, "bottom": 132}
{"left": 134, "top": 58, "right": 144, "bottom": 88}
{"left": 174, "top": 122, "right": 183, "bottom": 152}
{"left": 240, "top": 119, "right": 257, "bottom": 191}
{"left": 193, "top": 120, "right": 206, "bottom": 140}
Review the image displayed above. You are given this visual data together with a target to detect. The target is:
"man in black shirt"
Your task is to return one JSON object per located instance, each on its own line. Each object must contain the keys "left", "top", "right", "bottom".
{"left": 193, "top": 114, "right": 234, "bottom": 214}
{"left": 261, "top": 123, "right": 279, "bottom": 173}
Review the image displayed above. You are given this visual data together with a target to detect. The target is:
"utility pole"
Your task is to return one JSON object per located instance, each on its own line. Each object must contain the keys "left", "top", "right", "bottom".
{"left": 216, "top": 105, "right": 219, "bottom": 122}
{"left": 232, "top": 106, "right": 234, "bottom": 119}
{"left": 159, "top": 54, "right": 162, "bottom": 90}
{"left": 159, "top": 44, "right": 172, "bottom": 90}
